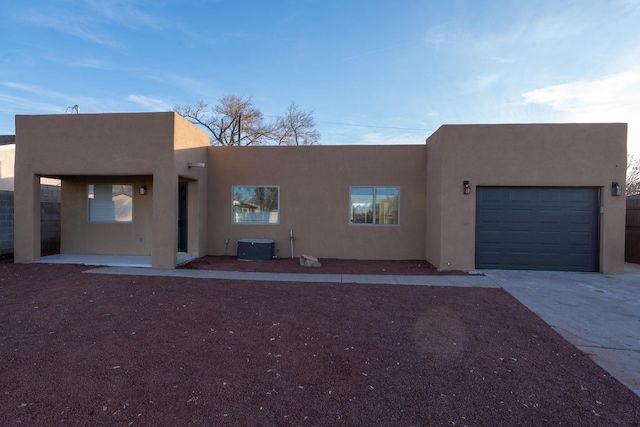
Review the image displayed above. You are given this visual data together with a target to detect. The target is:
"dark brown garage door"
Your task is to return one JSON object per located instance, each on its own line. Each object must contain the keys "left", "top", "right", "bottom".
{"left": 475, "top": 187, "right": 600, "bottom": 272}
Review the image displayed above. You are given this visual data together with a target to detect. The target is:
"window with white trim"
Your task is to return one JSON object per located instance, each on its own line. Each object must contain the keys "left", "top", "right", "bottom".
{"left": 87, "top": 184, "right": 133, "bottom": 222}
{"left": 232, "top": 186, "right": 279, "bottom": 224}
{"left": 350, "top": 186, "right": 399, "bottom": 225}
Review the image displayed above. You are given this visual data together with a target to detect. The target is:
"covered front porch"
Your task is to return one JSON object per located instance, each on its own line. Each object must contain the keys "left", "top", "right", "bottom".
{"left": 14, "top": 112, "right": 210, "bottom": 269}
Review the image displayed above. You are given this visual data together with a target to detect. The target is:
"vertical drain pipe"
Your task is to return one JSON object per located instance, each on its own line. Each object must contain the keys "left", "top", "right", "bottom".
{"left": 289, "top": 229, "right": 294, "bottom": 259}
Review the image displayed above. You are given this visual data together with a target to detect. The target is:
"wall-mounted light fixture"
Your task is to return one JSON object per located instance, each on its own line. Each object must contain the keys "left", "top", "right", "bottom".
{"left": 612, "top": 181, "right": 622, "bottom": 196}
{"left": 188, "top": 162, "right": 205, "bottom": 169}
{"left": 463, "top": 180, "right": 471, "bottom": 195}
{"left": 140, "top": 185, "right": 147, "bottom": 195}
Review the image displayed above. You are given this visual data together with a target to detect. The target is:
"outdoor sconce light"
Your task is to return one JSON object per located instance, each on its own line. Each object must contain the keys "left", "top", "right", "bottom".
{"left": 612, "top": 182, "right": 622, "bottom": 196}
{"left": 463, "top": 180, "right": 471, "bottom": 195}
{"left": 188, "top": 162, "right": 205, "bottom": 169}
{"left": 140, "top": 185, "right": 147, "bottom": 195}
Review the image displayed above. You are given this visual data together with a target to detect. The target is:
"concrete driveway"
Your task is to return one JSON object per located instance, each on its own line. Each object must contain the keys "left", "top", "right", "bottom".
{"left": 484, "top": 265, "right": 640, "bottom": 397}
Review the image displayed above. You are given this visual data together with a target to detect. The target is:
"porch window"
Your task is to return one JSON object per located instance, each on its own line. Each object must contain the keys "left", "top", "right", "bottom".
{"left": 350, "top": 186, "right": 399, "bottom": 225}
{"left": 232, "top": 186, "right": 279, "bottom": 224}
{"left": 87, "top": 184, "right": 133, "bottom": 222}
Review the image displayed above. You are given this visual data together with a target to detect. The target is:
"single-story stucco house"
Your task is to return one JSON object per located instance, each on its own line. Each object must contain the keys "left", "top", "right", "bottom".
{"left": 13, "top": 113, "right": 627, "bottom": 273}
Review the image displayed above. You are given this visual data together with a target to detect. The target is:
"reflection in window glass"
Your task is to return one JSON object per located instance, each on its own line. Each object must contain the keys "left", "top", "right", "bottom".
{"left": 350, "top": 186, "right": 399, "bottom": 225}
{"left": 88, "top": 184, "right": 133, "bottom": 222}
{"left": 350, "top": 187, "right": 374, "bottom": 224}
{"left": 232, "top": 186, "right": 279, "bottom": 224}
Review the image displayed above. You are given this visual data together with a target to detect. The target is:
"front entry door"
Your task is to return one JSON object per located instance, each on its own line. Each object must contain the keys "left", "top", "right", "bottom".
{"left": 178, "top": 182, "right": 188, "bottom": 252}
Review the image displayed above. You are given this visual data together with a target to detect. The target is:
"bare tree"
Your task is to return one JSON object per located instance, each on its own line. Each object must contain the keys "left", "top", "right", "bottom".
{"left": 628, "top": 154, "right": 640, "bottom": 196}
{"left": 274, "top": 102, "right": 321, "bottom": 146}
{"left": 174, "top": 95, "right": 273, "bottom": 146}
{"left": 175, "top": 96, "right": 320, "bottom": 146}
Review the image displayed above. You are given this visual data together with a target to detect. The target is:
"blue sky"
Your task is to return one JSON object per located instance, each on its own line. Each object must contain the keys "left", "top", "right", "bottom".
{"left": 2, "top": 0, "right": 640, "bottom": 154}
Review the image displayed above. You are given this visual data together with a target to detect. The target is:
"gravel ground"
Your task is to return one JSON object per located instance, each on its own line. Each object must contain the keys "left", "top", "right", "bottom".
{"left": 1, "top": 260, "right": 638, "bottom": 426}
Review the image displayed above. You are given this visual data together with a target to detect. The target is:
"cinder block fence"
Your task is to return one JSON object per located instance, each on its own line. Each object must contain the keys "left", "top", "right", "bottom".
{"left": 0, "top": 185, "right": 61, "bottom": 256}
{"left": 0, "top": 191, "right": 13, "bottom": 255}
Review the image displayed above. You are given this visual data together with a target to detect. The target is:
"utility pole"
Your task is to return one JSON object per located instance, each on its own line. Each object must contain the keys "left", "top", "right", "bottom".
{"left": 237, "top": 114, "right": 242, "bottom": 145}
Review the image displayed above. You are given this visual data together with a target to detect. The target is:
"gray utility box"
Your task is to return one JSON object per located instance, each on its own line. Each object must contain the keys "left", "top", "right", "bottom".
{"left": 237, "top": 239, "right": 275, "bottom": 261}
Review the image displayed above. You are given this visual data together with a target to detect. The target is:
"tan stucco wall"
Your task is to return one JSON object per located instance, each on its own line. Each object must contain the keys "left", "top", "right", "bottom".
{"left": 16, "top": 113, "right": 178, "bottom": 176}
{"left": 60, "top": 176, "right": 153, "bottom": 255}
{"left": 426, "top": 123, "right": 627, "bottom": 274}
{"left": 0, "top": 144, "right": 16, "bottom": 191}
{"left": 425, "top": 131, "right": 444, "bottom": 269}
{"left": 207, "top": 145, "right": 427, "bottom": 260}
{"left": 14, "top": 112, "right": 209, "bottom": 267}
{"left": 173, "top": 114, "right": 209, "bottom": 258}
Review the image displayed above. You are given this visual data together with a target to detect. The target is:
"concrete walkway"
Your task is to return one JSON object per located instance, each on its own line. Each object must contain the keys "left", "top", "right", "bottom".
{"left": 86, "top": 264, "right": 640, "bottom": 398}
{"left": 86, "top": 266, "right": 499, "bottom": 287}
{"left": 36, "top": 253, "right": 196, "bottom": 268}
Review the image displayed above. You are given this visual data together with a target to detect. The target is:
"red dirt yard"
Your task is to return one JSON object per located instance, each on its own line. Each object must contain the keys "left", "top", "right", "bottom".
{"left": 181, "top": 256, "right": 472, "bottom": 275}
{"left": 1, "top": 259, "right": 638, "bottom": 426}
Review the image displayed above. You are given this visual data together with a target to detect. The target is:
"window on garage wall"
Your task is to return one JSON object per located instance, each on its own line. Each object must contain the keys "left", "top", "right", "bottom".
{"left": 87, "top": 184, "right": 133, "bottom": 222}
{"left": 232, "top": 186, "right": 279, "bottom": 224}
{"left": 350, "top": 186, "right": 399, "bottom": 225}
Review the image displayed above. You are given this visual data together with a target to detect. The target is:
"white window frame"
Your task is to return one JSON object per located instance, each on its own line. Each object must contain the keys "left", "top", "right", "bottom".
{"left": 349, "top": 186, "right": 399, "bottom": 226}
{"left": 87, "top": 184, "right": 133, "bottom": 223}
{"left": 232, "top": 185, "right": 280, "bottom": 225}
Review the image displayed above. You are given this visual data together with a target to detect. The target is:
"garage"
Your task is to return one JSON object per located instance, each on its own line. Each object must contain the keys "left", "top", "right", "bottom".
{"left": 475, "top": 187, "right": 600, "bottom": 272}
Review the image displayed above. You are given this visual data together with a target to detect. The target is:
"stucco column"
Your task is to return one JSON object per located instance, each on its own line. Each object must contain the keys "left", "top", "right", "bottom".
{"left": 152, "top": 172, "right": 178, "bottom": 268}
{"left": 601, "top": 191, "right": 626, "bottom": 274}
{"left": 14, "top": 174, "right": 41, "bottom": 263}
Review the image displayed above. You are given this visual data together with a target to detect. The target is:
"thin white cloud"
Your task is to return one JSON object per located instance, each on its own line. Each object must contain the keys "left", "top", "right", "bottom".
{"left": 19, "top": 0, "right": 162, "bottom": 48}
{"left": 489, "top": 56, "right": 517, "bottom": 64}
{"left": 357, "top": 131, "right": 425, "bottom": 145}
{"left": 460, "top": 74, "right": 500, "bottom": 93}
{"left": 1, "top": 81, "right": 105, "bottom": 114}
{"left": 423, "top": 23, "right": 468, "bottom": 52}
{"left": 139, "top": 69, "right": 214, "bottom": 98}
{"left": 523, "top": 68, "right": 640, "bottom": 110}
{"left": 342, "top": 39, "right": 422, "bottom": 62}
{"left": 320, "top": 127, "right": 427, "bottom": 146}
{"left": 2, "top": 82, "right": 67, "bottom": 99}
{"left": 68, "top": 57, "right": 116, "bottom": 69}
{"left": 84, "top": 0, "right": 160, "bottom": 29}
{"left": 0, "top": 92, "right": 64, "bottom": 114}
{"left": 20, "top": 10, "right": 124, "bottom": 48}
{"left": 126, "top": 94, "right": 173, "bottom": 111}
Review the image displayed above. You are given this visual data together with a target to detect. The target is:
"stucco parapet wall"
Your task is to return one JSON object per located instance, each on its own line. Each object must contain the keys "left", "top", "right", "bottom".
{"left": 15, "top": 112, "right": 209, "bottom": 177}
{"left": 208, "top": 143, "right": 428, "bottom": 161}
{"left": 427, "top": 123, "right": 627, "bottom": 186}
